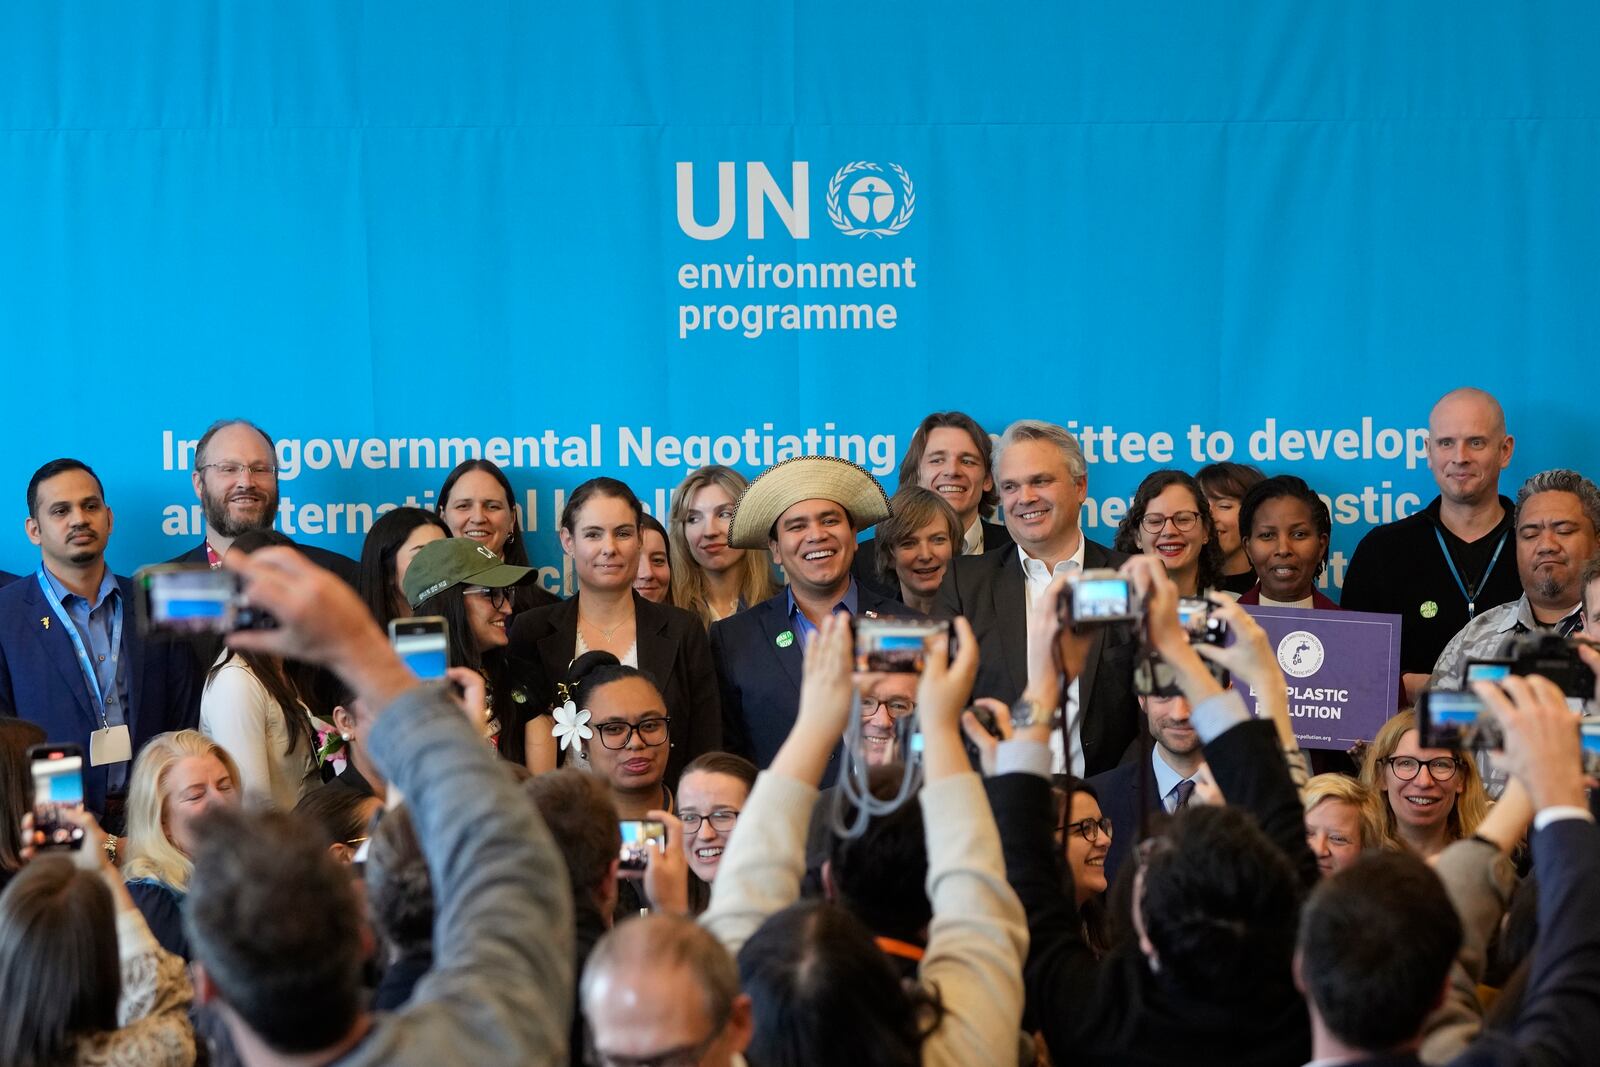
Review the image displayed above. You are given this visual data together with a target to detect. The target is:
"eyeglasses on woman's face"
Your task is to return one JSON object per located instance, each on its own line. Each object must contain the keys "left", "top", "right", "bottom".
{"left": 463, "top": 585, "right": 513, "bottom": 609}
{"left": 1060, "top": 816, "right": 1113, "bottom": 843}
{"left": 1140, "top": 510, "right": 1201, "bottom": 534}
{"left": 595, "top": 716, "right": 672, "bottom": 750}
{"left": 679, "top": 809, "right": 740, "bottom": 835}
{"left": 1383, "top": 755, "right": 1461, "bottom": 782}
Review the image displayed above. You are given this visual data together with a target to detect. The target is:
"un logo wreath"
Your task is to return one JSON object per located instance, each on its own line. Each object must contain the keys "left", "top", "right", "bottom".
{"left": 826, "top": 161, "right": 916, "bottom": 237}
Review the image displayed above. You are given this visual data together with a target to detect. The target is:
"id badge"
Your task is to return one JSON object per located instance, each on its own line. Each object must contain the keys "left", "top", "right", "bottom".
{"left": 89, "top": 724, "right": 133, "bottom": 767}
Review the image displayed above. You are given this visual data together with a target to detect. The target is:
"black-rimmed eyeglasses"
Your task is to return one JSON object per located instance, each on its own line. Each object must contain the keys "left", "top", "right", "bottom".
{"left": 595, "top": 717, "right": 671, "bottom": 750}
{"left": 1383, "top": 755, "right": 1462, "bottom": 782}
{"left": 680, "top": 809, "right": 740, "bottom": 835}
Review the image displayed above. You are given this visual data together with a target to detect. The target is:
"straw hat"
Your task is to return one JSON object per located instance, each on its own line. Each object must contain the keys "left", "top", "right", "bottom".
{"left": 728, "top": 456, "right": 892, "bottom": 549}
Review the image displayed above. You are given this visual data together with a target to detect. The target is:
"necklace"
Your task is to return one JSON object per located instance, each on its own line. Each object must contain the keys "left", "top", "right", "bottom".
{"left": 581, "top": 613, "right": 628, "bottom": 640}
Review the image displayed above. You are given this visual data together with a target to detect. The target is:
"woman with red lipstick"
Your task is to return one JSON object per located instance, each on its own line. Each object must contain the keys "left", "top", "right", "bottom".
{"left": 1114, "top": 470, "right": 1224, "bottom": 597}
{"left": 510, "top": 478, "right": 722, "bottom": 787}
{"left": 1236, "top": 475, "right": 1340, "bottom": 609}
{"left": 667, "top": 465, "right": 778, "bottom": 628}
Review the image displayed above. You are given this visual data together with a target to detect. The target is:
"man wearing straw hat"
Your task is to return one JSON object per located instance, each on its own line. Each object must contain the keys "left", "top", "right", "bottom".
{"left": 709, "top": 456, "right": 908, "bottom": 781}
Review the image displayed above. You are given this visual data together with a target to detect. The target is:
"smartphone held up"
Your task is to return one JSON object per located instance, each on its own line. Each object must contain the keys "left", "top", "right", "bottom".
{"left": 27, "top": 743, "right": 86, "bottom": 852}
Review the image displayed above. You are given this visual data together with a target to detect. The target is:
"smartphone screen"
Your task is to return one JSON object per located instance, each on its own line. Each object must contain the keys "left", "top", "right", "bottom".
{"left": 138, "top": 565, "right": 238, "bottom": 635}
{"left": 28, "top": 744, "right": 85, "bottom": 851}
{"left": 618, "top": 818, "right": 667, "bottom": 872}
{"left": 390, "top": 617, "right": 449, "bottom": 680}
{"left": 1464, "top": 660, "right": 1512, "bottom": 683}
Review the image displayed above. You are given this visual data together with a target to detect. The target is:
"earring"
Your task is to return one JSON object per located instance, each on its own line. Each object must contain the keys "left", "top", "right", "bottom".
{"left": 340, "top": 733, "right": 353, "bottom": 742}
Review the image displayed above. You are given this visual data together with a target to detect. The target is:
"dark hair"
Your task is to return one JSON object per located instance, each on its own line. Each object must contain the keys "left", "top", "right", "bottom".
{"left": 566, "top": 649, "right": 657, "bottom": 704}
{"left": 436, "top": 459, "right": 531, "bottom": 568}
{"left": 0, "top": 856, "right": 122, "bottom": 1066}
{"left": 0, "top": 718, "right": 46, "bottom": 879}
{"left": 1239, "top": 474, "right": 1332, "bottom": 573}
{"left": 738, "top": 900, "right": 939, "bottom": 1067}
{"left": 523, "top": 769, "right": 621, "bottom": 921}
{"left": 1139, "top": 805, "right": 1300, "bottom": 995}
{"left": 358, "top": 506, "right": 451, "bottom": 630}
{"left": 186, "top": 808, "right": 366, "bottom": 1054}
{"left": 896, "top": 411, "right": 998, "bottom": 515}
{"left": 1113, "top": 470, "right": 1225, "bottom": 592}
{"left": 826, "top": 764, "right": 930, "bottom": 944}
{"left": 293, "top": 786, "right": 377, "bottom": 851}
{"left": 561, "top": 476, "right": 644, "bottom": 534}
{"left": 26, "top": 458, "right": 105, "bottom": 519}
{"left": 210, "top": 529, "right": 322, "bottom": 757}
{"left": 1195, "top": 462, "right": 1265, "bottom": 504}
{"left": 195, "top": 418, "right": 275, "bottom": 469}
{"left": 364, "top": 805, "right": 433, "bottom": 958}
{"left": 1052, "top": 776, "right": 1111, "bottom": 956}
{"left": 874, "top": 485, "right": 964, "bottom": 585}
{"left": 639, "top": 513, "right": 671, "bottom": 562}
{"left": 1299, "top": 851, "right": 1461, "bottom": 1050}
{"left": 681, "top": 751, "right": 759, "bottom": 792}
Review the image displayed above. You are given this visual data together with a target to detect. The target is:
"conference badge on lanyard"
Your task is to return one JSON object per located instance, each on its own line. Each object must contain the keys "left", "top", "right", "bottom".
{"left": 36, "top": 568, "right": 132, "bottom": 767}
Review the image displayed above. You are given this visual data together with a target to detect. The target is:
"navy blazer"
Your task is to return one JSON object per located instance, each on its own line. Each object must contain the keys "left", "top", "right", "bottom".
{"left": 936, "top": 538, "right": 1141, "bottom": 777}
{"left": 851, "top": 520, "right": 1013, "bottom": 599}
{"left": 1084, "top": 753, "right": 1166, "bottom": 889}
{"left": 0, "top": 571, "right": 17, "bottom": 589}
{"left": 507, "top": 592, "right": 722, "bottom": 788}
{"left": 0, "top": 572, "right": 197, "bottom": 817}
{"left": 710, "top": 583, "right": 908, "bottom": 785}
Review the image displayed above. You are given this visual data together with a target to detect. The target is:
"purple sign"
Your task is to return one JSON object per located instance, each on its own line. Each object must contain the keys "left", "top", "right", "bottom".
{"left": 1236, "top": 606, "right": 1401, "bottom": 751}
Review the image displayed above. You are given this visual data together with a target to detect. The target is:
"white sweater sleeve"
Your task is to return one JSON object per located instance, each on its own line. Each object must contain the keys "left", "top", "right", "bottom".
{"left": 200, "top": 661, "right": 278, "bottom": 809}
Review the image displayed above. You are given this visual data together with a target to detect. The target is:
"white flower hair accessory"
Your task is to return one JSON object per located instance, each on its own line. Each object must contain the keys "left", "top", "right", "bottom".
{"left": 552, "top": 698, "right": 592, "bottom": 752}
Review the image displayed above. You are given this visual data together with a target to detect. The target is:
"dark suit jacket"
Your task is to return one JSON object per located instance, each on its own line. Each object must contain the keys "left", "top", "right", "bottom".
{"left": 0, "top": 573, "right": 197, "bottom": 817}
{"left": 507, "top": 592, "right": 720, "bottom": 787}
{"left": 936, "top": 538, "right": 1140, "bottom": 776}
{"left": 710, "top": 583, "right": 908, "bottom": 785}
{"left": 0, "top": 571, "right": 17, "bottom": 588}
{"left": 987, "top": 718, "right": 1318, "bottom": 1067}
{"left": 1085, "top": 754, "right": 1164, "bottom": 889}
{"left": 851, "top": 520, "right": 1013, "bottom": 599}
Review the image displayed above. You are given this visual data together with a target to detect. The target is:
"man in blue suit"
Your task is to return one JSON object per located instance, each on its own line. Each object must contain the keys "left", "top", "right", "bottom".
{"left": 0, "top": 459, "right": 195, "bottom": 832}
{"left": 710, "top": 457, "right": 906, "bottom": 783}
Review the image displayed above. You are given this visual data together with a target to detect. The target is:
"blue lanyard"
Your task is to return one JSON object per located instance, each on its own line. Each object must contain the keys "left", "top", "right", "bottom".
{"left": 36, "top": 567, "right": 121, "bottom": 728}
{"left": 1433, "top": 525, "right": 1508, "bottom": 620}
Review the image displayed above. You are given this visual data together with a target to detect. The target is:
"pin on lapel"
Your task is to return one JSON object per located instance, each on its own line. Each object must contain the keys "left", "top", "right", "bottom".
{"left": 40, "top": 617, "right": 50, "bottom": 630}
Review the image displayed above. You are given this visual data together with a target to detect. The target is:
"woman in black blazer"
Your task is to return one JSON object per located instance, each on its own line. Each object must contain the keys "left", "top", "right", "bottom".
{"left": 506, "top": 478, "right": 722, "bottom": 787}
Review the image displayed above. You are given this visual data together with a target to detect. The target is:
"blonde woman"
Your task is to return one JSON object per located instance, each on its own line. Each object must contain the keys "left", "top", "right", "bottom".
{"left": 121, "top": 730, "right": 242, "bottom": 959}
{"left": 668, "top": 465, "right": 777, "bottom": 627}
{"left": 1360, "top": 710, "right": 1489, "bottom": 861}
{"left": 1302, "top": 773, "right": 1392, "bottom": 877}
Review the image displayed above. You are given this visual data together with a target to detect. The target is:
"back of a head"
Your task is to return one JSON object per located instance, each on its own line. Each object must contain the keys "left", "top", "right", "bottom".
{"left": 294, "top": 785, "right": 378, "bottom": 853}
{"left": 738, "top": 900, "right": 927, "bottom": 1067}
{"left": 1299, "top": 851, "right": 1461, "bottom": 1052}
{"left": 0, "top": 717, "right": 47, "bottom": 875}
{"left": 364, "top": 804, "right": 433, "bottom": 959}
{"left": 186, "top": 807, "right": 366, "bottom": 1054}
{"left": 827, "top": 764, "right": 930, "bottom": 943}
{"left": 1140, "top": 805, "right": 1301, "bottom": 995}
{"left": 523, "top": 768, "right": 620, "bottom": 918}
{"left": 0, "top": 856, "right": 120, "bottom": 1067}
{"left": 581, "top": 912, "right": 739, "bottom": 1031}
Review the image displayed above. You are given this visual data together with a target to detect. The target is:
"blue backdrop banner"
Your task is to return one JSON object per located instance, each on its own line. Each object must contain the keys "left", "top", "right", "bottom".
{"left": 1, "top": 3, "right": 1596, "bottom": 592}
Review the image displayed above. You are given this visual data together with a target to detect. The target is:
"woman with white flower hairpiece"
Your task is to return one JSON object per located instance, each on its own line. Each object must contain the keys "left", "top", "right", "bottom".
{"left": 555, "top": 650, "right": 675, "bottom": 819}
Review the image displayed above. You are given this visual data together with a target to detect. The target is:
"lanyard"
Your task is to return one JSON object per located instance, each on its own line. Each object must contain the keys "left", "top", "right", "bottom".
{"left": 1434, "top": 526, "right": 1508, "bottom": 621}
{"left": 36, "top": 567, "right": 121, "bottom": 728}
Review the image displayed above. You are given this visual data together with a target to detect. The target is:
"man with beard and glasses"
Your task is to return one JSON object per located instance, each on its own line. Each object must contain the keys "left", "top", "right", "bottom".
{"left": 0, "top": 459, "right": 195, "bottom": 831}
{"left": 1430, "top": 468, "right": 1600, "bottom": 687}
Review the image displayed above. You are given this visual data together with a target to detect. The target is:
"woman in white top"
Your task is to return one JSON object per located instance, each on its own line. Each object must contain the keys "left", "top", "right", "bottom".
{"left": 199, "top": 531, "right": 322, "bottom": 810}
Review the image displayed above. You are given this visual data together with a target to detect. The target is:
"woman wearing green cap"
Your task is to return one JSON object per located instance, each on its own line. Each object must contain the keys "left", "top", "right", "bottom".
{"left": 401, "top": 537, "right": 557, "bottom": 773}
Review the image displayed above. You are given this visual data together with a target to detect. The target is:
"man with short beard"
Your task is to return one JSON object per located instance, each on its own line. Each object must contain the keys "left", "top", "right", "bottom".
{"left": 1430, "top": 468, "right": 1600, "bottom": 687}
{"left": 166, "top": 418, "right": 358, "bottom": 584}
{"left": 0, "top": 459, "right": 195, "bottom": 830}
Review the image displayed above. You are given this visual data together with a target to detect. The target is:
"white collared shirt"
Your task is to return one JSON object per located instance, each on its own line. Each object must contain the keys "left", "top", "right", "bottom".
{"left": 961, "top": 517, "right": 986, "bottom": 556}
{"left": 1151, "top": 747, "right": 1200, "bottom": 813}
{"left": 1019, "top": 536, "right": 1087, "bottom": 775}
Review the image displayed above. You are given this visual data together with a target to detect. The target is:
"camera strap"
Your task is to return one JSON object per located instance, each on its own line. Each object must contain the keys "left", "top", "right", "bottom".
{"left": 36, "top": 566, "right": 121, "bottom": 730}
{"left": 1434, "top": 525, "right": 1508, "bottom": 620}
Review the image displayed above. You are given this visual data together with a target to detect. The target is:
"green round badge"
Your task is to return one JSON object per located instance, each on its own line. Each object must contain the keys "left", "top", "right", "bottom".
{"left": 776, "top": 630, "right": 795, "bottom": 649}
{"left": 1420, "top": 601, "right": 1439, "bottom": 619}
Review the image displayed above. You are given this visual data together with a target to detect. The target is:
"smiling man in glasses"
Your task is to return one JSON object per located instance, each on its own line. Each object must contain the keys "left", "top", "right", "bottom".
{"left": 582, "top": 914, "right": 752, "bottom": 1067}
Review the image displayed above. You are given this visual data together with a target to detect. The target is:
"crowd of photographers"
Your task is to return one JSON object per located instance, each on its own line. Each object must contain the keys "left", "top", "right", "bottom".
{"left": 0, "top": 387, "right": 1597, "bottom": 1067}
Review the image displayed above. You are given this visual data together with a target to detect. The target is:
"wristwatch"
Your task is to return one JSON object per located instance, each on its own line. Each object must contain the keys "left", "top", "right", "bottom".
{"left": 1009, "top": 695, "right": 1057, "bottom": 732}
{"left": 103, "top": 834, "right": 119, "bottom": 867}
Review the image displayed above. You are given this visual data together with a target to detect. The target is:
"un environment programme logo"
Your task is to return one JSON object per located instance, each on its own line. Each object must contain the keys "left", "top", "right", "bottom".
{"left": 673, "top": 159, "right": 924, "bottom": 342}
{"left": 826, "top": 162, "right": 916, "bottom": 238}
{"left": 1277, "top": 631, "right": 1326, "bottom": 679}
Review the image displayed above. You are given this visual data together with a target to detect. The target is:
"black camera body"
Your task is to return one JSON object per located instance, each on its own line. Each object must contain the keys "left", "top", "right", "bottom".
{"left": 1508, "top": 633, "right": 1595, "bottom": 700}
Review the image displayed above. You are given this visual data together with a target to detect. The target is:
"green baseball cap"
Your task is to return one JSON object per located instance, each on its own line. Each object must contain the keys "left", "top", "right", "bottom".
{"left": 403, "top": 538, "right": 534, "bottom": 609}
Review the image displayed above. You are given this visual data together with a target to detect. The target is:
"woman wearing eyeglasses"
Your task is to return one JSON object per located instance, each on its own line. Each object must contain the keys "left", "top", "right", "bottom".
{"left": 1359, "top": 709, "right": 1488, "bottom": 860}
{"left": 401, "top": 537, "right": 554, "bottom": 772}
{"left": 1053, "top": 776, "right": 1113, "bottom": 957}
{"left": 677, "top": 751, "right": 757, "bottom": 909}
{"left": 1113, "top": 470, "right": 1224, "bottom": 598}
{"left": 561, "top": 651, "right": 676, "bottom": 819}
{"left": 509, "top": 478, "right": 722, "bottom": 788}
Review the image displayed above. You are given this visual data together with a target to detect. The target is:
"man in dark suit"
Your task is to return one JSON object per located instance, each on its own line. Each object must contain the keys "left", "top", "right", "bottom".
{"left": 1087, "top": 689, "right": 1208, "bottom": 886}
{"left": 937, "top": 419, "right": 1139, "bottom": 777}
{"left": 1296, "top": 673, "right": 1600, "bottom": 1066}
{"left": 852, "top": 411, "right": 1011, "bottom": 597}
{"left": 0, "top": 459, "right": 195, "bottom": 831}
{"left": 711, "top": 457, "right": 905, "bottom": 781}
{"left": 0, "top": 570, "right": 17, "bottom": 587}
